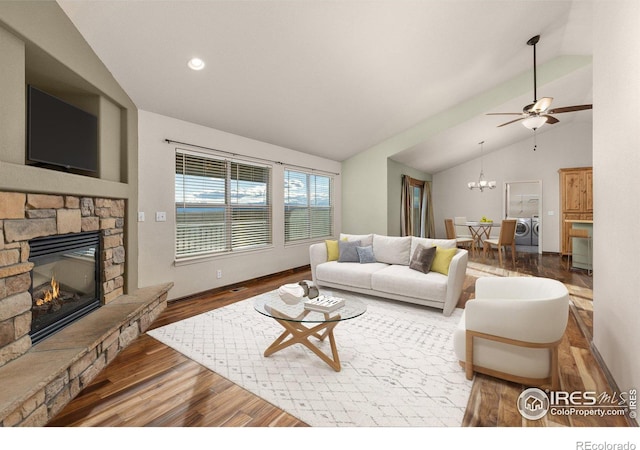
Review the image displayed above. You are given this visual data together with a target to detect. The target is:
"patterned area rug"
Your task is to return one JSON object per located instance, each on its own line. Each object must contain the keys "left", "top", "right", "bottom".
{"left": 148, "top": 288, "right": 472, "bottom": 427}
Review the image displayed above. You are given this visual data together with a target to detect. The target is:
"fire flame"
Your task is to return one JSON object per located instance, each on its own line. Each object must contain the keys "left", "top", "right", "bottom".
{"left": 36, "top": 276, "right": 60, "bottom": 306}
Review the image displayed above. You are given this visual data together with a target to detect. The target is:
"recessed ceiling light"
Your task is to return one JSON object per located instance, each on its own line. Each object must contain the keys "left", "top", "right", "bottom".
{"left": 188, "top": 57, "right": 205, "bottom": 71}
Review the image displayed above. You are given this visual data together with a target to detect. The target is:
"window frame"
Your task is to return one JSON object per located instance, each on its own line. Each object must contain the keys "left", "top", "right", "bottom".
{"left": 284, "top": 167, "right": 334, "bottom": 244}
{"left": 409, "top": 178, "right": 424, "bottom": 238}
{"left": 174, "top": 148, "right": 273, "bottom": 261}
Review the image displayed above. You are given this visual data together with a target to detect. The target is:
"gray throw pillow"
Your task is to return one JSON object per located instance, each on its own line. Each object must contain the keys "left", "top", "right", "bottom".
{"left": 356, "top": 245, "right": 376, "bottom": 264}
{"left": 409, "top": 244, "right": 437, "bottom": 273}
{"left": 338, "top": 239, "right": 361, "bottom": 262}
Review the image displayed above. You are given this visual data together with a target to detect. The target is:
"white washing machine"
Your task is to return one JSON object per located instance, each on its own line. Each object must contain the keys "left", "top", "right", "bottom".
{"left": 531, "top": 216, "right": 539, "bottom": 246}
{"left": 515, "top": 218, "right": 532, "bottom": 246}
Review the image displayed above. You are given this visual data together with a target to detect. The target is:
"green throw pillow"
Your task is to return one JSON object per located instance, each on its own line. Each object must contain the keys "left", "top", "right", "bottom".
{"left": 325, "top": 240, "right": 339, "bottom": 261}
{"left": 431, "top": 246, "right": 457, "bottom": 275}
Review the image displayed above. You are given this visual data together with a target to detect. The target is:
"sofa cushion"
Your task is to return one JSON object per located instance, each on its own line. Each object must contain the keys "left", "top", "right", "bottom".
{"left": 340, "top": 233, "right": 373, "bottom": 247}
{"left": 316, "top": 261, "right": 389, "bottom": 290}
{"left": 338, "top": 239, "right": 361, "bottom": 262}
{"left": 372, "top": 234, "right": 412, "bottom": 265}
{"left": 410, "top": 237, "right": 456, "bottom": 258}
{"left": 409, "top": 244, "right": 436, "bottom": 273}
{"left": 356, "top": 245, "right": 376, "bottom": 263}
{"left": 371, "top": 265, "right": 448, "bottom": 303}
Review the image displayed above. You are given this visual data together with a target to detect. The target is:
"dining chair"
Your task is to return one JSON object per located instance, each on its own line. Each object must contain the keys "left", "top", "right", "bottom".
{"left": 445, "top": 218, "right": 473, "bottom": 251}
{"left": 483, "top": 219, "right": 517, "bottom": 266}
{"left": 454, "top": 216, "right": 472, "bottom": 239}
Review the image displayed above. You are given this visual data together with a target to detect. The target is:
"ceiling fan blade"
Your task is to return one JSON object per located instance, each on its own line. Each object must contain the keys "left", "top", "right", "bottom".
{"left": 547, "top": 104, "right": 593, "bottom": 114}
{"left": 530, "top": 97, "right": 553, "bottom": 113}
{"left": 497, "top": 117, "right": 526, "bottom": 127}
{"left": 544, "top": 115, "right": 559, "bottom": 124}
{"left": 486, "top": 112, "right": 524, "bottom": 116}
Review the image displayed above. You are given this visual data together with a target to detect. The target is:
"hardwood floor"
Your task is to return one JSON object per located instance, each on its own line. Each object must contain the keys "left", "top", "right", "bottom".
{"left": 48, "top": 251, "right": 628, "bottom": 427}
{"left": 48, "top": 269, "right": 310, "bottom": 427}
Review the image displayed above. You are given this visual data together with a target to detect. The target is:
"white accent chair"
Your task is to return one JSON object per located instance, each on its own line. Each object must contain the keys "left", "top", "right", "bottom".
{"left": 453, "top": 276, "right": 569, "bottom": 390}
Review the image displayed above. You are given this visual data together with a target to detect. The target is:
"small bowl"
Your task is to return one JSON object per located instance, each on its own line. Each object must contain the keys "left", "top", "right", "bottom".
{"left": 278, "top": 283, "right": 305, "bottom": 305}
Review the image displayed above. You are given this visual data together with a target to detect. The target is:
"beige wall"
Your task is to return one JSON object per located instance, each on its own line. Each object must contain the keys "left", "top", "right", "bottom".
{"left": 593, "top": 0, "right": 640, "bottom": 397}
{"left": 342, "top": 147, "right": 389, "bottom": 235}
{"left": 137, "top": 110, "right": 342, "bottom": 300}
{"left": 0, "top": 25, "right": 24, "bottom": 163}
{"left": 0, "top": 2, "right": 139, "bottom": 291}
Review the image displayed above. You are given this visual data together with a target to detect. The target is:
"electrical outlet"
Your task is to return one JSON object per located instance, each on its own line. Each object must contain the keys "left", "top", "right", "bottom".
{"left": 547, "top": 210, "right": 555, "bottom": 216}
{"left": 216, "top": 269, "right": 222, "bottom": 279}
{"left": 156, "top": 211, "right": 167, "bottom": 222}
{"left": 138, "top": 212, "right": 145, "bottom": 222}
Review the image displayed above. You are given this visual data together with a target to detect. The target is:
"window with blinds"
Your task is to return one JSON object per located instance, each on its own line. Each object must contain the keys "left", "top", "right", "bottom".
{"left": 175, "top": 150, "right": 272, "bottom": 259}
{"left": 284, "top": 169, "right": 333, "bottom": 242}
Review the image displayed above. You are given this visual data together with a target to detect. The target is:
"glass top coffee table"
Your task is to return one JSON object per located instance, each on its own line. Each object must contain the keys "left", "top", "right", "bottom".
{"left": 254, "top": 294, "right": 366, "bottom": 371}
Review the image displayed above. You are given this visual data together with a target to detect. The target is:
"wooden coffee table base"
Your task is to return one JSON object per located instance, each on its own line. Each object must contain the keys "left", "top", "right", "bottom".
{"left": 264, "top": 314, "right": 342, "bottom": 371}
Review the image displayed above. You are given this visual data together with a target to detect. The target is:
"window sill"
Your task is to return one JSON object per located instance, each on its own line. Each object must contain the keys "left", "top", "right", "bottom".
{"left": 284, "top": 237, "right": 335, "bottom": 248}
{"left": 174, "top": 244, "right": 275, "bottom": 267}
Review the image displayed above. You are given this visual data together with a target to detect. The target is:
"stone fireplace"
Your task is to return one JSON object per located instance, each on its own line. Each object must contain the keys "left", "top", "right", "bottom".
{"left": 0, "top": 191, "right": 171, "bottom": 426}
{"left": 0, "top": 192, "right": 125, "bottom": 367}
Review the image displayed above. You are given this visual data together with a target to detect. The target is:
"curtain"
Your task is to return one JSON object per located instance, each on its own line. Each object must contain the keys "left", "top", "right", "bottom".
{"left": 401, "top": 175, "right": 413, "bottom": 237}
{"left": 423, "top": 181, "right": 435, "bottom": 238}
{"left": 401, "top": 175, "right": 434, "bottom": 238}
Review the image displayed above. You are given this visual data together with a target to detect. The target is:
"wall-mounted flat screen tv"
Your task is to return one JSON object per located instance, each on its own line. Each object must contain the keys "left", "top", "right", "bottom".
{"left": 27, "top": 85, "right": 98, "bottom": 173}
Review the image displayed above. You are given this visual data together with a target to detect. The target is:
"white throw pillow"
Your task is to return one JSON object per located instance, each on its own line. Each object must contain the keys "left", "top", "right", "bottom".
{"left": 372, "top": 234, "right": 412, "bottom": 265}
{"left": 340, "top": 233, "right": 373, "bottom": 247}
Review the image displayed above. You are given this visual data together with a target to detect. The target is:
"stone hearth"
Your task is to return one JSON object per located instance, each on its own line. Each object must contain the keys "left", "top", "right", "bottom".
{"left": 0, "top": 282, "right": 171, "bottom": 426}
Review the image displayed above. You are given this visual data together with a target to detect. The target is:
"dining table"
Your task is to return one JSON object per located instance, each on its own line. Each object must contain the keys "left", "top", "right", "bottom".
{"left": 465, "top": 221, "right": 501, "bottom": 256}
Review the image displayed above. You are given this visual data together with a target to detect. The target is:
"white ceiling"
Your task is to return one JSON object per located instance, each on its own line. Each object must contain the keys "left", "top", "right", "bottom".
{"left": 57, "top": 0, "right": 593, "bottom": 173}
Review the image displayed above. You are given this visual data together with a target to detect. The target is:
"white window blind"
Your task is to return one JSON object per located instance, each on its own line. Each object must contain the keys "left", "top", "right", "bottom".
{"left": 284, "top": 169, "right": 333, "bottom": 242}
{"left": 175, "top": 150, "right": 272, "bottom": 259}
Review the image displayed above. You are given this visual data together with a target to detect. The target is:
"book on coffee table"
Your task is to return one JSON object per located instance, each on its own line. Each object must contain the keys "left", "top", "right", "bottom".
{"left": 304, "top": 295, "right": 345, "bottom": 313}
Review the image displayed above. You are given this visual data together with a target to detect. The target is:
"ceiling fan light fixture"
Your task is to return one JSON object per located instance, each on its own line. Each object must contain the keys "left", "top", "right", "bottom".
{"left": 487, "top": 35, "right": 592, "bottom": 130}
{"left": 522, "top": 115, "right": 548, "bottom": 130}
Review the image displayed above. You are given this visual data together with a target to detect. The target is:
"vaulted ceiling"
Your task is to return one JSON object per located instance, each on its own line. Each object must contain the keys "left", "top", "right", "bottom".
{"left": 58, "top": 0, "right": 593, "bottom": 174}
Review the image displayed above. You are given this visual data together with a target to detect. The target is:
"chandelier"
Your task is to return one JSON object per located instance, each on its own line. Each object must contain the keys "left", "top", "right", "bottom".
{"left": 467, "top": 141, "right": 496, "bottom": 192}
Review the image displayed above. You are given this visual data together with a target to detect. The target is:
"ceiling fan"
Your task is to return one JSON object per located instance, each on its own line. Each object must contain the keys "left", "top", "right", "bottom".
{"left": 487, "top": 35, "right": 592, "bottom": 130}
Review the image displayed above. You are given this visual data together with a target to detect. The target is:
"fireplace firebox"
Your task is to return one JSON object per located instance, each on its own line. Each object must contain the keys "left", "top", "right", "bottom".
{"left": 29, "top": 232, "right": 101, "bottom": 344}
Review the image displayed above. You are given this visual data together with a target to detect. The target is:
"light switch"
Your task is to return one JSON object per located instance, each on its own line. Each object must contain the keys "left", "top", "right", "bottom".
{"left": 156, "top": 211, "right": 167, "bottom": 222}
{"left": 138, "top": 212, "right": 145, "bottom": 222}
{"left": 547, "top": 211, "right": 555, "bottom": 216}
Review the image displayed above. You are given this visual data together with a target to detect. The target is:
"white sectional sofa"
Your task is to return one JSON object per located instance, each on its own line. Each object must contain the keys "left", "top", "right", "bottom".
{"left": 309, "top": 233, "right": 469, "bottom": 316}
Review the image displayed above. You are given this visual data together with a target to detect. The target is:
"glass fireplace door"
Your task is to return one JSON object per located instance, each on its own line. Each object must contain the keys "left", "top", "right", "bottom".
{"left": 29, "top": 232, "right": 101, "bottom": 344}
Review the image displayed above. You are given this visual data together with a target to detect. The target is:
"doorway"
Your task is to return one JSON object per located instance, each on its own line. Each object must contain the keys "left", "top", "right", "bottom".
{"left": 504, "top": 180, "right": 542, "bottom": 253}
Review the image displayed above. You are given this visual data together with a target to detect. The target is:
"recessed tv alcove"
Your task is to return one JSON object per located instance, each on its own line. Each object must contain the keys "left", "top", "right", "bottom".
{"left": 26, "top": 85, "right": 98, "bottom": 174}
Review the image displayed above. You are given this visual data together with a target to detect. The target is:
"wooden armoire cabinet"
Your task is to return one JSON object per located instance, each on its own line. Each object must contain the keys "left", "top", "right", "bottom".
{"left": 559, "top": 167, "right": 593, "bottom": 255}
